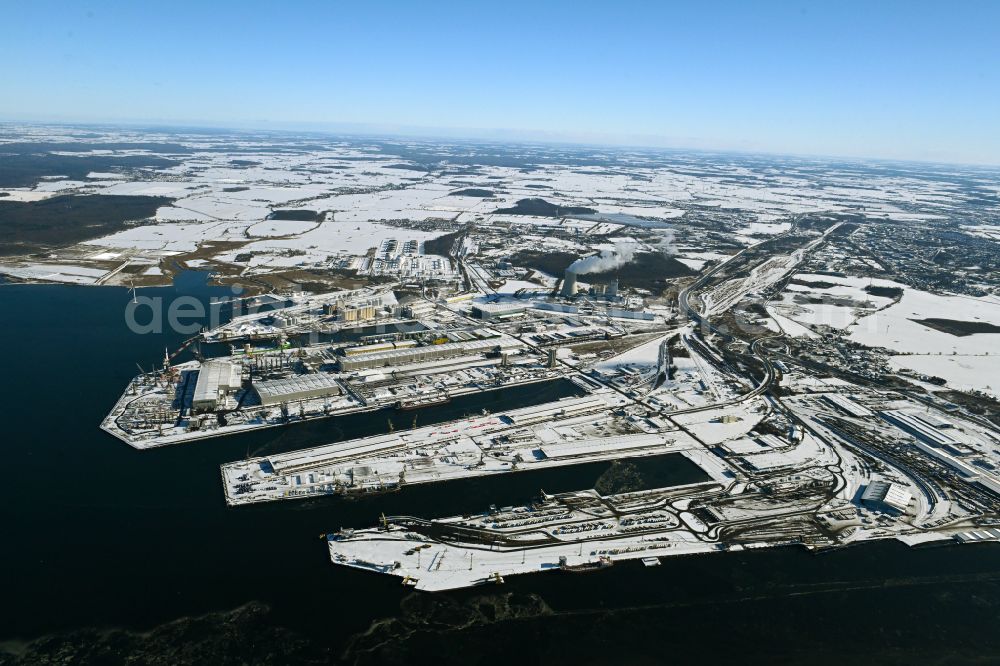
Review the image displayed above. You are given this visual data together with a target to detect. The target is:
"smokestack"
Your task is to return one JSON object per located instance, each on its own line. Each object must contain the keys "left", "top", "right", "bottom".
{"left": 607, "top": 278, "right": 618, "bottom": 299}
{"left": 561, "top": 269, "right": 578, "bottom": 297}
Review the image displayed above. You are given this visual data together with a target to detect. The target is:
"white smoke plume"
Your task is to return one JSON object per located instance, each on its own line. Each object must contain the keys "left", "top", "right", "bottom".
{"left": 654, "top": 229, "right": 677, "bottom": 256}
{"left": 568, "top": 242, "right": 639, "bottom": 275}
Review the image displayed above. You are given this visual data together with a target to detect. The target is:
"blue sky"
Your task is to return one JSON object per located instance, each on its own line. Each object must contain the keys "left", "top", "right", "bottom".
{"left": 1, "top": 0, "right": 998, "bottom": 164}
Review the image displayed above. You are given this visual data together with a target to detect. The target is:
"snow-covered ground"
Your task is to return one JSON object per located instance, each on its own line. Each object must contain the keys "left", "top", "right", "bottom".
{"left": 769, "top": 273, "right": 904, "bottom": 333}
{"left": 0, "top": 263, "right": 108, "bottom": 284}
{"left": 4, "top": 126, "right": 993, "bottom": 291}
{"left": 890, "top": 354, "right": 1000, "bottom": 396}
{"left": 850, "top": 289, "right": 1000, "bottom": 356}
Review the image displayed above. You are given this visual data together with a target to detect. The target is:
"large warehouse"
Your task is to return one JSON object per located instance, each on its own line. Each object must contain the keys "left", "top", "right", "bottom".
{"left": 253, "top": 373, "right": 344, "bottom": 407}
{"left": 337, "top": 338, "right": 519, "bottom": 372}
{"left": 861, "top": 480, "right": 913, "bottom": 513}
{"left": 471, "top": 302, "right": 529, "bottom": 320}
{"left": 192, "top": 360, "right": 243, "bottom": 412}
{"left": 880, "top": 410, "right": 960, "bottom": 447}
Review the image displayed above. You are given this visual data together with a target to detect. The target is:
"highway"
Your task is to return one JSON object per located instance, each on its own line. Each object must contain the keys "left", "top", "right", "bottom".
{"left": 670, "top": 244, "right": 782, "bottom": 414}
{"left": 669, "top": 221, "right": 846, "bottom": 416}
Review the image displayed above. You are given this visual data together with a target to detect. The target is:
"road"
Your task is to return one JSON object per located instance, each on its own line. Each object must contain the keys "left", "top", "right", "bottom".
{"left": 669, "top": 221, "right": 846, "bottom": 416}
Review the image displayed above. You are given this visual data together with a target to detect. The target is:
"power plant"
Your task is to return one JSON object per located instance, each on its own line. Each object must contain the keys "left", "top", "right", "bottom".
{"left": 560, "top": 269, "right": 578, "bottom": 297}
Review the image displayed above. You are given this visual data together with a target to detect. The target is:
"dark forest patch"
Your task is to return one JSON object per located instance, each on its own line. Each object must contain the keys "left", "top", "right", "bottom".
{"left": 0, "top": 141, "right": 192, "bottom": 154}
{"left": 383, "top": 163, "right": 431, "bottom": 172}
{"left": 595, "top": 455, "right": 710, "bottom": 495}
{"left": 911, "top": 318, "right": 1000, "bottom": 337}
{"left": 443, "top": 167, "right": 484, "bottom": 176}
{"left": 424, "top": 229, "right": 465, "bottom": 256}
{"left": 0, "top": 152, "right": 177, "bottom": 188}
{"left": 267, "top": 210, "right": 319, "bottom": 222}
{"left": 788, "top": 278, "right": 841, "bottom": 290}
{"left": 0, "top": 194, "right": 171, "bottom": 255}
{"left": 511, "top": 249, "right": 694, "bottom": 293}
{"left": 865, "top": 285, "right": 904, "bottom": 299}
{"left": 449, "top": 189, "right": 495, "bottom": 198}
{"left": 494, "top": 198, "right": 597, "bottom": 217}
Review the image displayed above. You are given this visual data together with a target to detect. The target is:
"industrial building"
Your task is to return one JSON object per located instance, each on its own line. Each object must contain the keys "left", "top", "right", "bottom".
{"left": 504, "top": 396, "right": 607, "bottom": 427}
{"left": 320, "top": 295, "right": 386, "bottom": 323}
{"left": 471, "top": 301, "right": 529, "bottom": 320}
{"left": 880, "top": 410, "right": 960, "bottom": 447}
{"left": 590, "top": 279, "right": 619, "bottom": 299}
{"left": 339, "top": 302, "right": 378, "bottom": 323}
{"left": 253, "top": 373, "right": 344, "bottom": 407}
{"left": 192, "top": 360, "right": 242, "bottom": 412}
{"left": 527, "top": 328, "right": 605, "bottom": 347}
{"left": 861, "top": 480, "right": 913, "bottom": 513}
{"left": 721, "top": 438, "right": 771, "bottom": 456}
{"left": 271, "top": 313, "right": 301, "bottom": 328}
{"left": 905, "top": 437, "right": 1000, "bottom": 496}
{"left": 337, "top": 337, "right": 519, "bottom": 372}
{"left": 343, "top": 339, "right": 417, "bottom": 356}
{"left": 402, "top": 300, "right": 436, "bottom": 318}
{"left": 443, "top": 328, "right": 499, "bottom": 342}
{"left": 821, "top": 393, "right": 873, "bottom": 418}
{"left": 606, "top": 308, "right": 655, "bottom": 321}
{"left": 537, "top": 433, "right": 666, "bottom": 460}
{"left": 533, "top": 302, "right": 580, "bottom": 314}
{"left": 739, "top": 452, "right": 797, "bottom": 471}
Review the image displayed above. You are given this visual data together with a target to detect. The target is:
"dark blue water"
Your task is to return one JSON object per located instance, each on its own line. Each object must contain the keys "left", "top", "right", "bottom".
{"left": 1, "top": 279, "right": 999, "bottom": 663}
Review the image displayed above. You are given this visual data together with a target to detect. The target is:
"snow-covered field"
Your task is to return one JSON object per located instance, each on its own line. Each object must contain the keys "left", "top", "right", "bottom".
{"left": 890, "top": 355, "right": 1000, "bottom": 396}
{"left": 849, "top": 289, "right": 1000, "bottom": 355}
{"left": 848, "top": 289, "right": 1000, "bottom": 395}
{"left": 0, "top": 189, "right": 59, "bottom": 202}
{"left": 769, "top": 273, "right": 904, "bottom": 332}
{"left": 765, "top": 270, "right": 1000, "bottom": 395}
{"left": 0, "top": 263, "right": 108, "bottom": 284}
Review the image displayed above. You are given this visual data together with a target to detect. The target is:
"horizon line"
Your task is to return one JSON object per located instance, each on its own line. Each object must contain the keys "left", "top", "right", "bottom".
{"left": 2, "top": 114, "right": 998, "bottom": 170}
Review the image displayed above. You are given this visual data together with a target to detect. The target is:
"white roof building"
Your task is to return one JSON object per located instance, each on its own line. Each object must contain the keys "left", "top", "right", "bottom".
{"left": 880, "top": 410, "right": 961, "bottom": 447}
{"left": 821, "top": 393, "right": 873, "bottom": 418}
{"left": 253, "top": 373, "right": 343, "bottom": 406}
{"left": 192, "top": 360, "right": 242, "bottom": 412}
{"left": 861, "top": 480, "right": 912, "bottom": 513}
